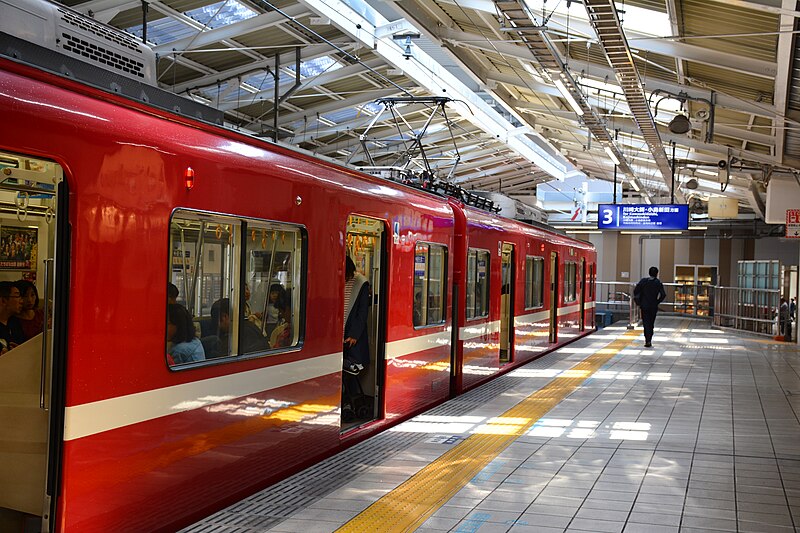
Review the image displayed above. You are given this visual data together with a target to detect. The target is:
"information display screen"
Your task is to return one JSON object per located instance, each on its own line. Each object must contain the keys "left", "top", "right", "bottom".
{"left": 597, "top": 204, "right": 689, "bottom": 230}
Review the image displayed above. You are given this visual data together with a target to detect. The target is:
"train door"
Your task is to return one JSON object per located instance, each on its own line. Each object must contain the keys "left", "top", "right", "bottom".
{"left": 499, "top": 243, "right": 514, "bottom": 364}
{"left": 549, "top": 251, "right": 558, "bottom": 343}
{"left": 0, "top": 151, "right": 67, "bottom": 533}
{"left": 342, "top": 215, "right": 386, "bottom": 430}
{"left": 579, "top": 258, "right": 586, "bottom": 331}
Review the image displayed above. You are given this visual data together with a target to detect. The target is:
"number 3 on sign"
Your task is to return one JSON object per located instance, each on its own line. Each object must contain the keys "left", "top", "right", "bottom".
{"left": 601, "top": 207, "right": 614, "bottom": 226}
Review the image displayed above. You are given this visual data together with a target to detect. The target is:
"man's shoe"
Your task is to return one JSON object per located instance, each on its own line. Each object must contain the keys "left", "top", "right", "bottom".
{"left": 644, "top": 343, "right": 652, "bottom": 348}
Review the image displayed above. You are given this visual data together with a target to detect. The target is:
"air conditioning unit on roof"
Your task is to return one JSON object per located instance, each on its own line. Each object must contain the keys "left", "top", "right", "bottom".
{"left": 0, "top": 0, "right": 156, "bottom": 84}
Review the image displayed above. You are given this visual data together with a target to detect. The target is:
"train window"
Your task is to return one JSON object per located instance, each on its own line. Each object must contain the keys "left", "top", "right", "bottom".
{"left": 169, "top": 212, "right": 239, "bottom": 365}
{"left": 466, "top": 249, "right": 490, "bottom": 320}
{"left": 525, "top": 256, "right": 545, "bottom": 309}
{"left": 243, "top": 222, "right": 305, "bottom": 353}
{"left": 413, "top": 243, "right": 448, "bottom": 327}
{"left": 564, "top": 261, "right": 577, "bottom": 303}
{"left": 168, "top": 211, "right": 307, "bottom": 368}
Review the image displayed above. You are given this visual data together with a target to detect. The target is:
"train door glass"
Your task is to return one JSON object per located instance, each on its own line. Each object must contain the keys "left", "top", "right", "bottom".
{"left": 579, "top": 258, "right": 586, "bottom": 331}
{"left": 499, "top": 243, "right": 514, "bottom": 364}
{"left": 549, "top": 252, "right": 558, "bottom": 343}
{"left": 342, "top": 215, "right": 385, "bottom": 431}
{"left": 0, "top": 151, "right": 64, "bottom": 532}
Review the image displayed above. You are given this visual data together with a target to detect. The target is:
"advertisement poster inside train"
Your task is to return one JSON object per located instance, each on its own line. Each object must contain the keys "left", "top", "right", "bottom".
{"left": 0, "top": 226, "right": 37, "bottom": 270}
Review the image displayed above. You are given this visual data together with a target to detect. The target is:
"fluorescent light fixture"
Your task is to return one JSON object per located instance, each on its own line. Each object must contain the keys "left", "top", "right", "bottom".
{"left": 689, "top": 226, "right": 708, "bottom": 230}
{"left": 566, "top": 230, "right": 603, "bottom": 234}
{"left": 621, "top": 231, "right": 683, "bottom": 235}
{"left": 553, "top": 79, "right": 584, "bottom": 116}
{"left": 604, "top": 146, "right": 620, "bottom": 166}
{"left": 630, "top": 180, "right": 641, "bottom": 192}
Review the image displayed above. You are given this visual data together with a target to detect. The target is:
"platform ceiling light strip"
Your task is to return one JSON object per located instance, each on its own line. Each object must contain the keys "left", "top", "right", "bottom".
{"left": 553, "top": 79, "right": 584, "bottom": 116}
{"left": 297, "top": 0, "right": 577, "bottom": 181}
{"left": 604, "top": 145, "right": 620, "bottom": 166}
{"left": 336, "top": 329, "right": 640, "bottom": 533}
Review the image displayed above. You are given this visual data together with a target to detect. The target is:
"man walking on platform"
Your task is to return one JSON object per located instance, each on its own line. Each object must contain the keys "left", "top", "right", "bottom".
{"left": 634, "top": 266, "right": 667, "bottom": 348}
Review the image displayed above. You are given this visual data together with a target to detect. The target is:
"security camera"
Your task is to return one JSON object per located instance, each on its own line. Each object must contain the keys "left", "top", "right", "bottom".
{"left": 717, "top": 160, "right": 727, "bottom": 169}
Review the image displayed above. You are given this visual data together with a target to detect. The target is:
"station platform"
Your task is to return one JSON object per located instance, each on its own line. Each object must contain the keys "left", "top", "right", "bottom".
{"left": 185, "top": 318, "right": 800, "bottom": 533}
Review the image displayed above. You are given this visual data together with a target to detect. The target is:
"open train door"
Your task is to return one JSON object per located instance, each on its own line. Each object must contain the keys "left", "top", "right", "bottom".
{"left": 579, "top": 258, "right": 586, "bottom": 331}
{"left": 0, "top": 151, "right": 68, "bottom": 533}
{"left": 549, "top": 251, "right": 558, "bottom": 343}
{"left": 342, "top": 215, "right": 386, "bottom": 431}
{"left": 499, "top": 243, "right": 514, "bottom": 364}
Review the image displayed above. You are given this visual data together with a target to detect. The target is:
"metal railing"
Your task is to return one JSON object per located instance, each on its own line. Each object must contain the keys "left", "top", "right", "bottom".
{"left": 595, "top": 281, "right": 639, "bottom": 329}
{"left": 712, "top": 286, "right": 780, "bottom": 337}
{"left": 596, "top": 281, "right": 790, "bottom": 339}
{"left": 595, "top": 281, "right": 716, "bottom": 329}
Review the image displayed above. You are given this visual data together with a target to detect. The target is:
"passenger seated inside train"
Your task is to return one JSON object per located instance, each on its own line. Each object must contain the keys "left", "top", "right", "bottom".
{"left": 14, "top": 280, "right": 45, "bottom": 342}
{"left": 167, "top": 282, "right": 179, "bottom": 305}
{"left": 166, "top": 303, "right": 205, "bottom": 364}
{"left": 203, "top": 298, "right": 269, "bottom": 358}
{"left": 263, "top": 283, "right": 288, "bottom": 339}
{"left": 0, "top": 281, "right": 24, "bottom": 355}
{"left": 268, "top": 298, "right": 292, "bottom": 349}
{"left": 243, "top": 283, "right": 262, "bottom": 329}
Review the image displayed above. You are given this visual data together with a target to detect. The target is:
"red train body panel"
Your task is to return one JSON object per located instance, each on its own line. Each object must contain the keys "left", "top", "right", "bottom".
{"left": 0, "top": 49, "right": 595, "bottom": 532}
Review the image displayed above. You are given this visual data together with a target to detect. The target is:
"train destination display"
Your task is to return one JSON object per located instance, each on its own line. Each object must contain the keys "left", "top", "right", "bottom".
{"left": 597, "top": 204, "right": 689, "bottom": 230}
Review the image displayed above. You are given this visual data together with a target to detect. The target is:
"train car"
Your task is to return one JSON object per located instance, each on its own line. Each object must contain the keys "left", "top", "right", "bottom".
{"left": 450, "top": 201, "right": 596, "bottom": 394}
{"left": 0, "top": 2, "right": 595, "bottom": 532}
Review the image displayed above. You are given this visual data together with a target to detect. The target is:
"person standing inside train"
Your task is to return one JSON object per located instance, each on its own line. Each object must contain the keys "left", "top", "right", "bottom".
{"left": 343, "top": 256, "right": 370, "bottom": 369}
{"left": 633, "top": 266, "right": 666, "bottom": 348}
{"left": 342, "top": 256, "right": 370, "bottom": 414}
{"left": 0, "top": 281, "right": 24, "bottom": 354}
{"left": 14, "top": 279, "right": 45, "bottom": 342}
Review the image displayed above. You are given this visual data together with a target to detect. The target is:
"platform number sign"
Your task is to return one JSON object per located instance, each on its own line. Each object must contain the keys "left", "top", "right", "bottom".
{"left": 786, "top": 209, "right": 800, "bottom": 238}
{"left": 597, "top": 204, "right": 689, "bottom": 230}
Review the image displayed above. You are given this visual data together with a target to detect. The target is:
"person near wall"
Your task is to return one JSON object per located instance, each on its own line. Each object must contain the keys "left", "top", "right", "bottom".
{"left": 633, "top": 266, "right": 667, "bottom": 348}
{"left": 779, "top": 297, "right": 791, "bottom": 341}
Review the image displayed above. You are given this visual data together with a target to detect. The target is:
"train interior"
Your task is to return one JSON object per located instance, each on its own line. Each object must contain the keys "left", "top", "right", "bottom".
{"left": 499, "top": 242, "right": 515, "bottom": 364}
{"left": 549, "top": 251, "right": 559, "bottom": 343}
{"left": 0, "top": 151, "right": 61, "bottom": 532}
{"left": 169, "top": 214, "right": 304, "bottom": 363}
{"left": 342, "top": 215, "right": 385, "bottom": 431}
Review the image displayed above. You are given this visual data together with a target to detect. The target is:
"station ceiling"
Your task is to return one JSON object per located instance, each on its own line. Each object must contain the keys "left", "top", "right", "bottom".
{"left": 64, "top": 0, "right": 800, "bottom": 219}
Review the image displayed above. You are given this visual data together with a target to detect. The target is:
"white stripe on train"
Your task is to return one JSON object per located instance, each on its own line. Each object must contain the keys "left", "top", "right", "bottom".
{"left": 64, "top": 304, "right": 597, "bottom": 441}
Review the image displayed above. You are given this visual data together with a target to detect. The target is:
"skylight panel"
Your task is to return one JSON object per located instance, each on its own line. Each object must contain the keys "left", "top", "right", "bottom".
{"left": 360, "top": 101, "right": 383, "bottom": 115}
{"left": 187, "top": 0, "right": 257, "bottom": 30}
{"left": 126, "top": 17, "right": 195, "bottom": 46}
{"left": 523, "top": 0, "right": 671, "bottom": 38}
{"left": 289, "top": 56, "right": 343, "bottom": 79}
{"left": 126, "top": 0, "right": 256, "bottom": 45}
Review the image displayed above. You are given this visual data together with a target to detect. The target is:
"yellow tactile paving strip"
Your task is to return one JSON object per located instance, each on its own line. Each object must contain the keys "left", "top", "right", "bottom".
{"left": 336, "top": 329, "right": 641, "bottom": 533}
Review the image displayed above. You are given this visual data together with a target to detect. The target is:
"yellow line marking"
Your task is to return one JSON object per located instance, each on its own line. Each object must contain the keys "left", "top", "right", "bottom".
{"left": 336, "top": 329, "right": 640, "bottom": 533}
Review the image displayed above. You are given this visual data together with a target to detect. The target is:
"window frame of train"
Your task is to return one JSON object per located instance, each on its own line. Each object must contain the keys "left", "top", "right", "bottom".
{"left": 465, "top": 248, "right": 490, "bottom": 320}
{"left": 563, "top": 261, "right": 578, "bottom": 303}
{"left": 524, "top": 256, "right": 545, "bottom": 309}
{"left": 167, "top": 209, "right": 307, "bottom": 369}
{"left": 413, "top": 242, "right": 448, "bottom": 328}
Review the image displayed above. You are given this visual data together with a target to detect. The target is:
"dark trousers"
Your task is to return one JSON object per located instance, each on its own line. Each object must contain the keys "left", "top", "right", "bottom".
{"left": 641, "top": 307, "right": 658, "bottom": 344}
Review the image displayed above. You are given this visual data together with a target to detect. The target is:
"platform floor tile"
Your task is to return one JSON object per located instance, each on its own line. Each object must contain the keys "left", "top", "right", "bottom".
{"left": 185, "top": 318, "right": 800, "bottom": 532}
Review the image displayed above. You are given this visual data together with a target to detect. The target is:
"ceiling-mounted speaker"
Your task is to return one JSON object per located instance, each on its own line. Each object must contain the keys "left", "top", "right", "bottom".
{"left": 668, "top": 114, "right": 692, "bottom": 134}
{"left": 685, "top": 178, "right": 698, "bottom": 189}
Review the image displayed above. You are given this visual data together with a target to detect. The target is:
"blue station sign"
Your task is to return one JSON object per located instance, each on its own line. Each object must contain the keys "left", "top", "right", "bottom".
{"left": 598, "top": 204, "right": 689, "bottom": 230}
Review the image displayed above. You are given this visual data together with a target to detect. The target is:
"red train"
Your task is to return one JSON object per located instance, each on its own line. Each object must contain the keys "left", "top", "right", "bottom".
{"left": 0, "top": 4, "right": 595, "bottom": 531}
